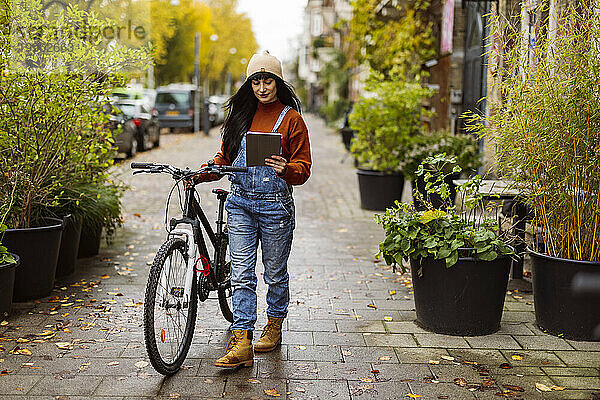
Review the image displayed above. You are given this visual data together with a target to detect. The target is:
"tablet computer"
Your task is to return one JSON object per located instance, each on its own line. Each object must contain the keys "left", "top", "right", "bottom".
{"left": 246, "top": 132, "right": 282, "bottom": 167}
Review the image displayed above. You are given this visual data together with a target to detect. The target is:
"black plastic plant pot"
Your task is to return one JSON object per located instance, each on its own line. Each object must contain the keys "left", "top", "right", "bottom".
{"left": 529, "top": 248, "right": 600, "bottom": 341}
{"left": 0, "top": 253, "right": 19, "bottom": 317}
{"left": 78, "top": 224, "right": 102, "bottom": 258}
{"left": 410, "top": 252, "right": 511, "bottom": 336}
{"left": 3, "top": 218, "right": 64, "bottom": 302}
{"left": 56, "top": 214, "right": 83, "bottom": 277}
{"left": 356, "top": 169, "right": 404, "bottom": 211}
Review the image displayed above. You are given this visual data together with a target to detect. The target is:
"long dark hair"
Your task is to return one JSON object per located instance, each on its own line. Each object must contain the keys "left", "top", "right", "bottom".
{"left": 222, "top": 72, "right": 302, "bottom": 162}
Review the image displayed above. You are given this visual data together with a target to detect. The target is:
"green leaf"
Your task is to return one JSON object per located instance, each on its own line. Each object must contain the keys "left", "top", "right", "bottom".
{"left": 450, "top": 239, "right": 464, "bottom": 251}
{"left": 479, "top": 250, "right": 498, "bottom": 261}
{"left": 424, "top": 236, "right": 438, "bottom": 248}
{"left": 446, "top": 250, "right": 459, "bottom": 267}
{"left": 437, "top": 247, "right": 451, "bottom": 259}
{"left": 419, "top": 210, "right": 447, "bottom": 224}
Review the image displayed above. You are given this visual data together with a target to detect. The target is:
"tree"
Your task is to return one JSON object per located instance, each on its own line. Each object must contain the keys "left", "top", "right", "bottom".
{"left": 349, "top": 0, "right": 435, "bottom": 81}
{"left": 154, "top": 0, "right": 212, "bottom": 85}
{"left": 206, "top": 0, "right": 257, "bottom": 93}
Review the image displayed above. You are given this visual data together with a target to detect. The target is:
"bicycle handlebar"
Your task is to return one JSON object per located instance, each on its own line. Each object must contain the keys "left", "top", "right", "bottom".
{"left": 130, "top": 162, "right": 248, "bottom": 179}
{"left": 131, "top": 162, "right": 162, "bottom": 169}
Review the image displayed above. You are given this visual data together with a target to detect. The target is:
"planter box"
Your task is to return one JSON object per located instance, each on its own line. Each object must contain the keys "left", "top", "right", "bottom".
{"left": 410, "top": 252, "right": 511, "bottom": 336}
{"left": 78, "top": 224, "right": 102, "bottom": 258}
{"left": 56, "top": 214, "right": 83, "bottom": 277}
{"left": 530, "top": 248, "right": 600, "bottom": 341}
{"left": 0, "top": 253, "right": 19, "bottom": 317}
{"left": 356, "top": 169, "right": 404, "bottom": 211}
{"left": 3, "top": 218, "right": 64, "bottom": 302}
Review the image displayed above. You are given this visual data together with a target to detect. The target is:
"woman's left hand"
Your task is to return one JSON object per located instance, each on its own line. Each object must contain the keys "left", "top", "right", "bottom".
{"left": 265, "top": 155, "right": 287, "bottom": 175}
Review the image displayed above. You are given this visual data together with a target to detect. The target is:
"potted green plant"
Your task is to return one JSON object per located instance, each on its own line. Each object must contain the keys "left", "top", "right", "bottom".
{"left": 0, "top": 0, "right": 149, "bottom": 299}
{"left": 75, "top": 181, "right": 125, "bottom": 259}
{"left": 478, "top": 2, "right": 600, "bottom": 341}
{"left": 349, "top": 75, "right": 433, "bottom": 211}
{"left": 0, "top": 222, "right": 18, "bottom": 317}
{"left": 375, "top": 155, "right": 515, "bottom": 335}
{"left": 404, "top": 131, "right": 481, "bottom": 209}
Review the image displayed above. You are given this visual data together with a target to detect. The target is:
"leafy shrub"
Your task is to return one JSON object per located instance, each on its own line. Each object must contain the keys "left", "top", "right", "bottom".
{"left": 403, "top": 130, "right": 481, "bottom": 180}
{"left": 0, "top": 0, "right": 150, "bottom": 230}
{"left": 349, "top": 76, "right": 433, "bottom": 173}
{"left": 375, "top": 155, "right": 514, "bottom": 270}
{"left": 475, "top": 3, "right": 600, "bottom": 261}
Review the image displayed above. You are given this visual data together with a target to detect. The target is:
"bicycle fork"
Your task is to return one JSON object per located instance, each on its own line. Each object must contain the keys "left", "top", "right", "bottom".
{"left": 160, "top": 226, "right": 197, "bottom": 311}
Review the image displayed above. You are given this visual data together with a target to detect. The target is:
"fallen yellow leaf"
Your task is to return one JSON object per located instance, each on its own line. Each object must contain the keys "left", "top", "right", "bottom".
{"left": 10, "top": 348, "right": 32, "bottom": 356}
{"left": 264, "top": 388, "right": 281, "bottom": 397}
{"left": 55, "top": 342, "right": 73, "bottom": 350}
{"left": 428, "top": 360, "right": 440, "bottom": 365}
{"left": 551, "top": 385, "right": 566, "bottom": 391}
{"left": 535, "top": 383, "right": 552, "bottom": 392}
{"left": 511, "top": 354, "right": 523, "bottom": 361}
{"left": 100, "top": 274, "right": 110, "bottom": 279}
{"left": 406, "top": 395, "right": 422, "bottom": 398}
{"left": 247, "top": 379, "right": 261, "bottom": 384}
{"left": 384, "top": 316, "right": 393, "bottom": 322}
{"left": 367, "top": 304, "right": 377, "bottom": 309}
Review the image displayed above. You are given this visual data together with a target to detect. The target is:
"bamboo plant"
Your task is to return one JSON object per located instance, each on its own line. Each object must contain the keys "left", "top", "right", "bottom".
{"left": 478, "top": 3, "right": 600, "bottom": 262}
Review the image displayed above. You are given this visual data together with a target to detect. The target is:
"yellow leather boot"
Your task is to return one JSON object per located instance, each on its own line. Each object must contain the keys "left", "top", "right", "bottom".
{"left": 214, "top": 330, "right": 254, "bottom": 368}
{"left": 254, "top": 316, "right": 284, "bottom": 352}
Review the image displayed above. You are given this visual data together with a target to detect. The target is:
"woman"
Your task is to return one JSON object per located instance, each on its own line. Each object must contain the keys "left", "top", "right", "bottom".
{"left": 195, "top": 51, "right": 311, "bottom": 368}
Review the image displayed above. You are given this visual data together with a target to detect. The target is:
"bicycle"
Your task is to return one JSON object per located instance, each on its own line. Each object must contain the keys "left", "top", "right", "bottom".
{"left": 131, "top": 160, "right": 247, "bottom": 376}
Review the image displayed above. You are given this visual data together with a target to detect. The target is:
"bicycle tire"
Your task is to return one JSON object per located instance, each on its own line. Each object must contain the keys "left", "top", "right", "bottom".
{"left": 218, "top": 263, "right": 233, "bottom": 323}
{"left": 144, "top": 238, "right": 197, "bottom": 375}
{"left": 215, "top": 231, "right": 233, "bottom": 323}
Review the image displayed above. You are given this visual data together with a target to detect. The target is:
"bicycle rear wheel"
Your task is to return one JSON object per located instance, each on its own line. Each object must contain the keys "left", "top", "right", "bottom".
{"left": 218, "top": 260, "right": 233, "bottom": 323}
{"left": 144, "top": 238, "right": 197, "bottom": 375}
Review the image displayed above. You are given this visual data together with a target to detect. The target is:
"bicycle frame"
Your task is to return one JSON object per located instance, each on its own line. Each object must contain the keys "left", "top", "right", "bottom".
{"left": 168, "top": 185, "right": 228, "bottom": 291}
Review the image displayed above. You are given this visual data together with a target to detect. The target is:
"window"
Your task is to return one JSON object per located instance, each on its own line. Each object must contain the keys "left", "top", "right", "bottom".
{"left": 156, "top": 92, "right": 190, "bottom": 107}
{"left": 311, "top": 11, "right": 323, "bottom": 36}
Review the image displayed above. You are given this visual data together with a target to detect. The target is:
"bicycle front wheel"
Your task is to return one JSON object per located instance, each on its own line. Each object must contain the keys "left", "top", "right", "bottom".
{"left": 144, "top": 238, "right": 197, "bottom": 375}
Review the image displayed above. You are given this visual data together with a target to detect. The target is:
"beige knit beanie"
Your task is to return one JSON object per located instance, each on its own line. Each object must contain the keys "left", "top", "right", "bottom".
{"left": 246, "top": 50, "right": 283, "bottom": 80}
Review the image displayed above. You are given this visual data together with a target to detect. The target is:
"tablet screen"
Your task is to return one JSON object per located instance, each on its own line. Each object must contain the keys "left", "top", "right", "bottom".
{"left": 246, "top": 132, "right": 282, "bottom": 167}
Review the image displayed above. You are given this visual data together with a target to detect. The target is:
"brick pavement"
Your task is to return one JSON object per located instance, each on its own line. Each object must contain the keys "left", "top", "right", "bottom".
{"left": 0, "top": 115, "right": 598, "bottom": 399}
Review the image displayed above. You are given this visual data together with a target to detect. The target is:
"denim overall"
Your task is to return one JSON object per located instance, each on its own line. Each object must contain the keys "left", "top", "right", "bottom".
{"left": 225, "top": 106, "right": 295, "bottom": 331}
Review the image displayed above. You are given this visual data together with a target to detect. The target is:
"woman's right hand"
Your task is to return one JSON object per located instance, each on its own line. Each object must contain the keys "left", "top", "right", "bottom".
{"left": 183, "top": 163, "right": 209, "bottom": 188}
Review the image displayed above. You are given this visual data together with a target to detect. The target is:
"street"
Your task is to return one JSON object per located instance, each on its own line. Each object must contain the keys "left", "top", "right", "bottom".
{"left": 0, "top": 115, "right": 598, "bottom": 400}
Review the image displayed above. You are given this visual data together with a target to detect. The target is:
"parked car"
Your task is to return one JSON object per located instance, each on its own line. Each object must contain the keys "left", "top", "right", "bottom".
{"left": 105, "top": 103, "right": 139, "bottom": 158}
{"left": 155, "top": 84, "right": 201, "bottom": 133}
{"left": 117, "top": 99, "right": 160, "bottom": 151}
{"left": 207, "top": 95, "right": 227, "bottom": 127}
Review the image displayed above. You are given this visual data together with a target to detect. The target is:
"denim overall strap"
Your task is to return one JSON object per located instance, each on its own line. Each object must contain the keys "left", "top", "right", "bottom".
{"left": 273, "top": 106, "right": 293, "bottom": 196}
{"left": 272, "top": 106, "right": 292, "bottom": 133}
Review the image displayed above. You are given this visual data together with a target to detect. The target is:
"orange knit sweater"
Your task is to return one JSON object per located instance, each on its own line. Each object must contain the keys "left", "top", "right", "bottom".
{"left": 208, "top": 100, "right": 312, "bottom": 186}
